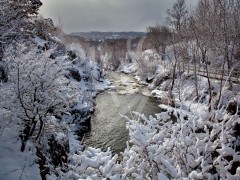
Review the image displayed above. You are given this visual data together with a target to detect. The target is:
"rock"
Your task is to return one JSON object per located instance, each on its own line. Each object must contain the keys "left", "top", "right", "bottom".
{"left": 67, "top": 50, "right": 77, "bottom": 60}
{"left": 68, "top": 68, "right": 81, "bottom": 82}
{"left": 48, "top": 134, "right": 69, "bottom": 168}
{"left": 233, "top": 123, "right": 240, "bottom": 152}
{"left": 49, "top": 45, "right": 66, "bottom": 59}
{"left": 0, "top": 45, "right": 3, "bottom": 61}
{"left": 75, "top": 116, "right": 91, "bottom": 140}
{"left": 36, "top": 147, "right": 49, "bottom": 179}
{"left": 170, "top": 111, "right": 177, "bottom": 123}
{"left": 71, "top": 108, "right": 94, "bottom": 124}
{"left": 152, "top": 73, "right": 171, "bottom": 88}
{"left": 38, "top": 42, "right": 50, "bottom": 51}
{"left": 146, "top": 76, "right": 154, "bottom": 83}
{"left": 0, "top": 61, "right": 8, "bottom": 82}
{"left": 72, "top": 58, "right": 80, "bottom": 65}
{"left": 70, "top": 108, "right": 93, "bottom": 140}
{"left": 226, "top": 100, "right": 238, "bottom": 115}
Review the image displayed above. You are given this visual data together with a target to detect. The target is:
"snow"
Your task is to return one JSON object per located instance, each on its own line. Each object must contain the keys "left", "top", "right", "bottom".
{"left": 0, "top": 36, "right": 113, "bottom": 179}
{"left": 1, "top": 10, "right": 240, "bottom": 178}
{"left": 158, "top": 172, "right": 169, "bottom": 180}
{"left": 119, "top": 63, "right": 138, "bottom": 74}
{"left": 33, "top": 36, "right": 46, "bottom": 47}
{"left": 0, "top": 110, "right": 40, "bottom": 180}
{"left": 94, "top": 79, "right": 111, "bottom": 92}
{"left": 109, "top": 46, "right": 240, "bottom": 179}
{"left": 68, "top": 124, "right": 84, "bottom": 153}
{"left": 55, "top": 132, "right": 66, "bottom": 142}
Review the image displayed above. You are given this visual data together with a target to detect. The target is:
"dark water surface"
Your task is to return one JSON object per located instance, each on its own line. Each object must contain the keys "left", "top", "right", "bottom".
{"left": 84, "top": 72, "right": 162, "bottom": 154}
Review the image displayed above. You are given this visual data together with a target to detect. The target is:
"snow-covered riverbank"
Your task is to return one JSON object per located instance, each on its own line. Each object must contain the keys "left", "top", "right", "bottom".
{"left": 0, "top": 39, "right": 111, "bottom": 179}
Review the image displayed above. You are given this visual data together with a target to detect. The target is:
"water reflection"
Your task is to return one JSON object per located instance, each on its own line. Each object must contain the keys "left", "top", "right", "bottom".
{"left": 84, "top": 92, "right": 161, "bottom": 154}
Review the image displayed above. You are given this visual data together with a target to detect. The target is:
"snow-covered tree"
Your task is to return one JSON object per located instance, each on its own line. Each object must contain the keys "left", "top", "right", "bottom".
{"left": 166, "top": 0, "right": 188, "bottom": 33}
{"left": 0, "top": 0, "right": 42, "bottom": 60}
{"left": 5, "top": 43, "right": 80, "bottom": 151}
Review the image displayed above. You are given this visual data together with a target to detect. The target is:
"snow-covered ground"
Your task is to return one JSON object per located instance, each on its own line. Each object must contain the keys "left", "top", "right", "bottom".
{"left": 0, "top": 37, "right": 111, "bottom": 179}
{"left": 0, "top": 109, "right": 41, "bottom": 180}
{"left": 119, "top": 50, "right": 240, "bottom": 114}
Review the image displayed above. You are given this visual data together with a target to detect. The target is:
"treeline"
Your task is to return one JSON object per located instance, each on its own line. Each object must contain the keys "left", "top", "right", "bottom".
{"left": 148, "top": 0, "right": 240, "bottom": 72}
{"left": 145, "top": 0, "right": 240, "bottom": 110}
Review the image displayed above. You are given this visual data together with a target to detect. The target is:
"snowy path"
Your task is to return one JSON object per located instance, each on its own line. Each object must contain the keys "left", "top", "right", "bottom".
{"left": 160, "top": 61, "right": 240, "bottom": 83}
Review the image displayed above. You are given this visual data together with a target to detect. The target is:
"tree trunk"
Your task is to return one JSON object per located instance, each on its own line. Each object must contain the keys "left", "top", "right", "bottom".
{"left": 194, "top": 54, "right": 199, "bottom": 97}
{"left": 162, "top": 46, "right": 166, "bottom": 60}
{"left": 36, "top": 116, "right": 44, "bottom": 141}
{"left": 21, "top": 119, "right": 37, "bottom": 152}
{"left": 216, "top": 58, "right": 226, "bottom": 109}
{"left": 170, "top": 60, "right": 177, "bottom": 92}
{"left": 205, "top": 61, "right": 212, "bottom": 112}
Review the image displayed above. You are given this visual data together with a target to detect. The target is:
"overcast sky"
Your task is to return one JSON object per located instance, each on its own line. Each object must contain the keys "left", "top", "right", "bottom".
{"left": 39, "top": 0, "right": 198, "bottom": 33}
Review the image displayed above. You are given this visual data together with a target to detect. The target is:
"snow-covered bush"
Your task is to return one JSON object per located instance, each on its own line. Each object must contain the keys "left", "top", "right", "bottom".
{"left": 124, "top": 110, "right": 240, "bottom": 179}
{"left": 0, "top": 0, "right": 42, "bottom": 52}
{"left": 134, "top": 51, "right": 159, "bottom": 82}
{"left": 5, "top": 43, "right": 80, "bottom": 151}
{"left": 59, "top": 147, "right": 122, "bottom": 179}
{"left": 57, "top": 108, "right": 240, "bottom": 179}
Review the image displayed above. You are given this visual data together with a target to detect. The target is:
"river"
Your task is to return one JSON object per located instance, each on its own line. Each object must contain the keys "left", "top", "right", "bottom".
{"left": 83, "top": 71, "right": 162, "bottom": 154}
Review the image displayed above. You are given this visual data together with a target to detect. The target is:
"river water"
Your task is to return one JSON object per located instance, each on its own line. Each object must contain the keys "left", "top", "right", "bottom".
{"left": 83, "top": 72, "right": 162, "bottom": 154}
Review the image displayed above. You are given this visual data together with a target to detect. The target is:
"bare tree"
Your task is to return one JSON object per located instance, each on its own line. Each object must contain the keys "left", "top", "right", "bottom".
{"left": 188, "top": 0, "right": 219, "bottom": 110}
{"left": 166, "top": 0, "right": 188, "bottom": 33}
{"left": 212, "top": 0, "right": 239, "bottom": 90}
{"left": 146, "top": 25, "right": 172, "bottom": 60}
{"left": 170, "top": 34, "right": 182, "bottom": 92}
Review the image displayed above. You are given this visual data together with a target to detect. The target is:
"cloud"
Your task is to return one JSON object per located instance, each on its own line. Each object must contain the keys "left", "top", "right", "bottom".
{"left": 39, "top": 0, "right": 198, "bottom": 33}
